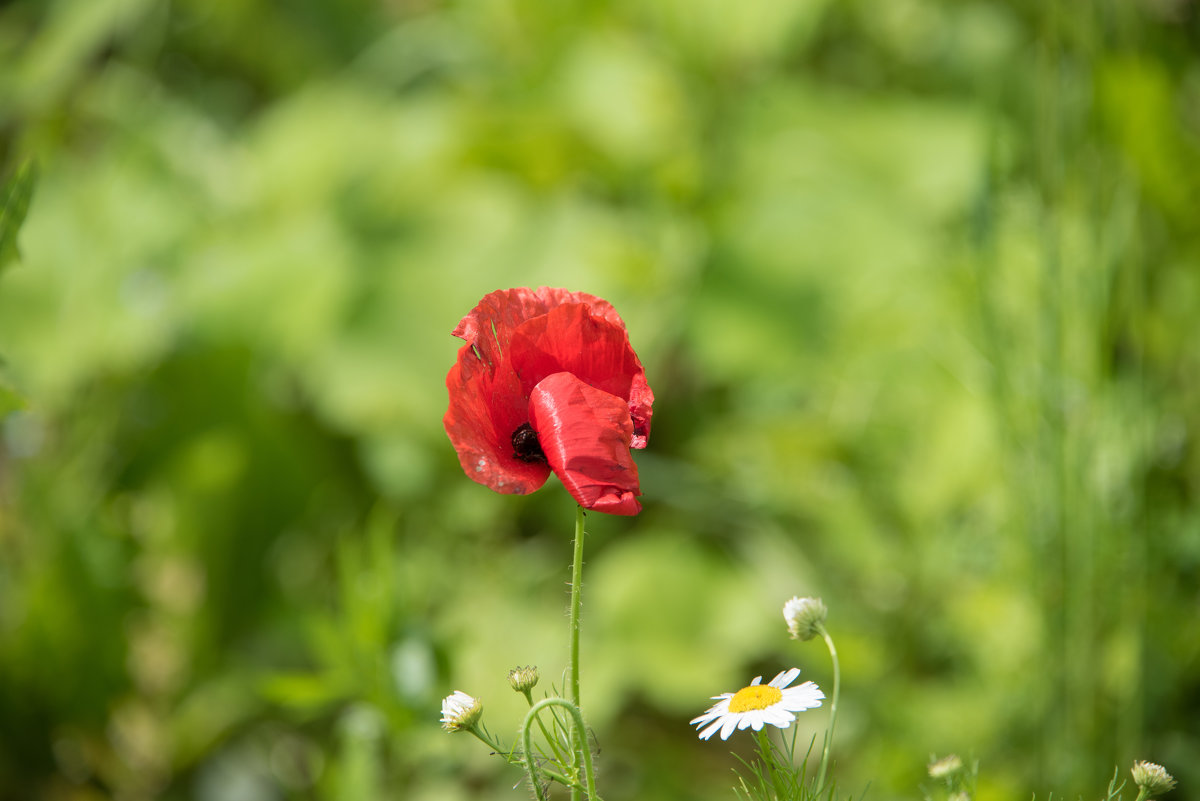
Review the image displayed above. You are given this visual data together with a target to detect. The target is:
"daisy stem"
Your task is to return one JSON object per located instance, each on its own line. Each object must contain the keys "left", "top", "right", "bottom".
{"left": 468, "top": 724, "right": 574, "bottom": 790}
{"left": 815, "top": 622, "right": 840, "bottom": 794}
{"left": 521, "top": 689, "right": 571, "bottom": 773}
{"left": 756, "top": 729, "right": 788, "bottom": 798}
{"left": 522, "top": 698, "right": 600, "bottom": 801}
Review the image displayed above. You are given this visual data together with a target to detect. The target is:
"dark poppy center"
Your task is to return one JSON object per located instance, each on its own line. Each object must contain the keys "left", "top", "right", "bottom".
{"left": 511, "top": 422, "right": 547, "bottom": 464}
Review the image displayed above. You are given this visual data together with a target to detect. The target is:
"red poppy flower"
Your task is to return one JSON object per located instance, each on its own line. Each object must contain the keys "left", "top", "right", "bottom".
{"left": 444, "top": 287, "right": 653, "bottom": 515}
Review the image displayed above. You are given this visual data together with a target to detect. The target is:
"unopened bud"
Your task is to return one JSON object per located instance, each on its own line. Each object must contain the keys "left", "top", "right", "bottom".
{"left": 783, "top": 596, "right": 827, "bottom": 641}
{"left": 507, "top": 665, "right": 539, "bottom": 694}
{"left": 1131, "top": 761, "right": 1176, "bottom": 798}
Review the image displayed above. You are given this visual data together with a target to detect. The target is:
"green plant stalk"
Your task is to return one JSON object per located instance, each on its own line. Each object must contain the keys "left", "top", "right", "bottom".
{"left": 568, "top": 505, "right": 589, "bottom": 801}
{"left": 521, "top": 697, "right": 601, "bottom": 801}
{"left": 467, "top": 724, "right": 574, "bottom": 789}
{"left": 815, "top": 622, "right": 840, "bottom": 793}
{"left": 569, "top": 505, "right": 585, "bottom": 708}
{"left": 755, "top": 729, "right": 788, "bottom": 799}
{"left": 521, "top": 688, "right": 571, "bottom": 770}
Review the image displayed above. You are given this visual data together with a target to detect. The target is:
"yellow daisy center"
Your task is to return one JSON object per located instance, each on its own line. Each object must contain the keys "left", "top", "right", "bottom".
{"left": 728, "top": 684, "right": 783, "bottom": 713}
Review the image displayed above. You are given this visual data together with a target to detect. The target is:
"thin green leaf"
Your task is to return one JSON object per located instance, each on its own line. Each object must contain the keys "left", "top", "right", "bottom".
{"left": 0, "top": 160, "right": 37, "bottom": 271}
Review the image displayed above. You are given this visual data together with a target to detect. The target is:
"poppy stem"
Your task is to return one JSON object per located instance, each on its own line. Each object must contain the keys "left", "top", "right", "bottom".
{"left": 568, "top": 505, "right": 585, "bottom": 710}
{"left": 567, "top": 505, "right": 590, "bottom": 800}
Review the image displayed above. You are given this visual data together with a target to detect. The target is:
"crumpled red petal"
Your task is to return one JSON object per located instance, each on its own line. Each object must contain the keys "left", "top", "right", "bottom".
{"left": 509, "top": 303, "right": 653, "bottom": 447}
{"left": 528, "top": 371, "right": 642, "bottom": 516}
{"left": 444, "top": 342, "right": 550, "bottom": 495}
{"left": 452, "top": 287, "right": 627, "bottom": 371}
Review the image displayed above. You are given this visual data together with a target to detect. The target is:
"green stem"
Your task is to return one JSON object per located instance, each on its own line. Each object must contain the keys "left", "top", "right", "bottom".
{"left": 522, "top": 689, "right": 571, "bottom": 772}
{"left": 467, "top": 725, "right": 574, "bottom": 791}
{"left": 567, "top": 505, "right": 587, "bottom": 801}
{"left": 569, "top": 505, "right": 585, "bottom": 706}
{"left": 756, "top": 729, "right": 787, "bottom": 798}
{"left": 815, "top": 623, "right": 840, "bottom": 794}
{"left": 521, "top": 698, "right": 600, "bottom": 801}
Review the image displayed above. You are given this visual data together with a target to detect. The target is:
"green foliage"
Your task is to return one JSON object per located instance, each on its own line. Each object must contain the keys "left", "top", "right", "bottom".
{"left": 1026, "top": 766, "right": 1129, "bottom": 801}
{"left": 0, "top": 160, "right": 36, "bottom": 273}
{"left": 1102, "top": 768, "right": 1129, "bottom": 801}
{"left": 731, "top": 731, "right": 840, "bottom": 801}
{"left": 0, "top": 0, "right": 1197, "bottom": 799}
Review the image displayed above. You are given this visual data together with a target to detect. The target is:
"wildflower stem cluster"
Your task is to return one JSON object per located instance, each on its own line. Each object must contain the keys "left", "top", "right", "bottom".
{"left": 439, "top": 506, "right": 602, "bottom": 800}
{"left": 521, "top": 698, "right": 598, "bottom": 801}
{"left": 468, "top": 722, "right": 576, "bottom": 789}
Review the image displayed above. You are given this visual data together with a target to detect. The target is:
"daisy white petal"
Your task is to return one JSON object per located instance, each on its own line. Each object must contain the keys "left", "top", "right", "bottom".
{"left": 763, "top": 708, "right": 796, "bottom": 727}
{"left": 780, "top": 681, "right": 825, "bottom": 711}
{"left": 719, "top": 715, "right": 740, "bottom": 740}
{"left": 769, "top": 668, "right": 801, "bottom": 688}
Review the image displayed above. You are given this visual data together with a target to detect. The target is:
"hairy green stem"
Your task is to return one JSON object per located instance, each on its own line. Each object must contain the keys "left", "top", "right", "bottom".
{"left": 521, "top": 689, "right": 571, "bottom": 770}
{"left": 521, "top": 698, "right": 599, "bottom": 801}
{"left": 569, "top": 505, "right": 585, "bottom": 708}
{"left": 815, "top": 623, "right": 840, "bottom": 793}
{"left": 567, "top": 505, "right": 587, "bottom": 801}
{"left": 467, "top": 725, "right": 573, "bottom": 790}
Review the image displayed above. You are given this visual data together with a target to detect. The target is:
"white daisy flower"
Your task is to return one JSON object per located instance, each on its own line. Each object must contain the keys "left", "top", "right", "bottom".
{"left": 690, "top": 668, "right": 824, "bottom": 741}
{"left": 440, "top": 690, "right": 482, "bottom": 732}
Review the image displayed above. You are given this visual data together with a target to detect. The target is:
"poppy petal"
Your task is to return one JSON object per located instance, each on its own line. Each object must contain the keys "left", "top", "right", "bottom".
{"left": 452, "top": 287, "right": 627, "bottom": 368}
{"left": 528, "top": 372, "right": 642, "bottom": 515}
{"left": 510, "top": 303, "right": 653, "bottom": 447}
{"left": 444, "top": 343, "right": 551, "bottom": 495}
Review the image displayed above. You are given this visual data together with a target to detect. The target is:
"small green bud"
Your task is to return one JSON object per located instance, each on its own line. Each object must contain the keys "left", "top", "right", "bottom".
{"left": 440, "top": 690, "right": 482, "bottom": 732}
{"left": 507, "top": 665, "right": 539, "bottom": 694}
{"left": 1131, "top": 761, "right": 1176, "bottom": 798}
{"left": 783, "top": 596, "right": 828, "bottom": 641}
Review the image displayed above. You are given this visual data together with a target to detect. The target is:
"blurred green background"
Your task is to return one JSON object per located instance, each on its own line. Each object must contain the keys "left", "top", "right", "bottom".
{"left": 1, "top": 1, "right": 1198, "bottom": 799}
